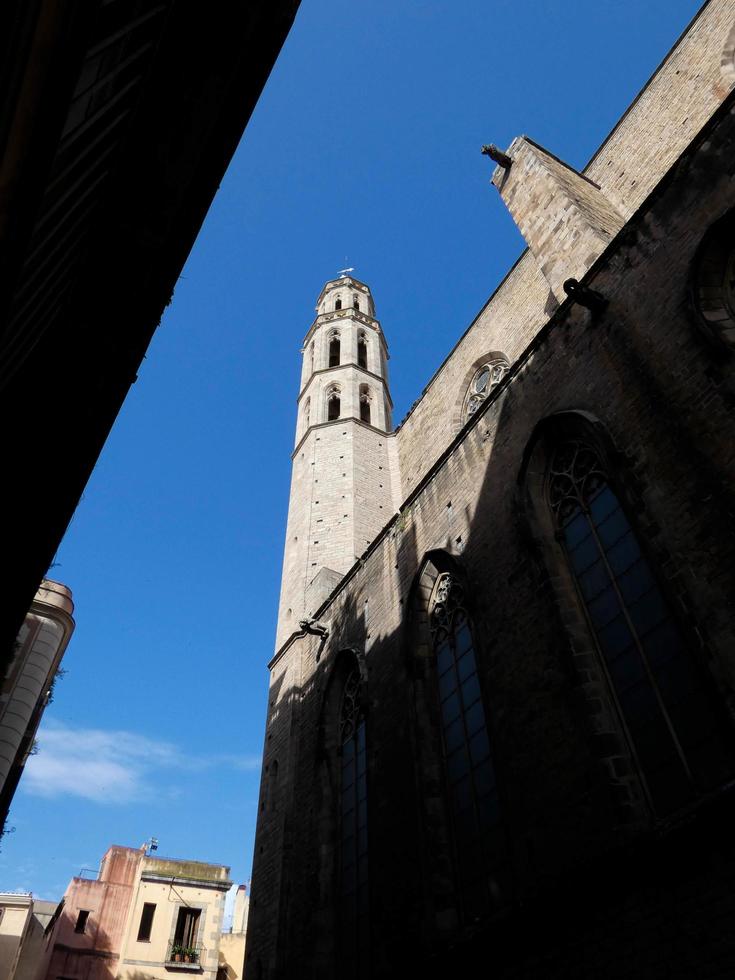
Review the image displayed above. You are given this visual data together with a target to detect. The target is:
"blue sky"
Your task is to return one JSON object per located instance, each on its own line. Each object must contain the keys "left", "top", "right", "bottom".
{"left": 1, "top": 0, "right": 702, "bottom": 901}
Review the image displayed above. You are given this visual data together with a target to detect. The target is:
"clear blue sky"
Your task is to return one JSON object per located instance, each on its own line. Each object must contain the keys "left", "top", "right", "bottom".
{"left": 1, "top": 0, "right": 702, "bottom": 900}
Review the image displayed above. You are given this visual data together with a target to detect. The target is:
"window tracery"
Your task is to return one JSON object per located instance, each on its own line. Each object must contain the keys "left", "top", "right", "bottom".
{"left": 692, "top": 212, "right": 735, "bottom": 348}
{"left": 429, "top": 571, "right": 505, "bottom": 916}
{"left": 359, "top": 384, "right": 371, "bottom": 424}
{"left": 329, "top": 331, "right": 341, "bottom": 367}
{"left": 357, "top": 332, "right": 368, "bottom": 370}
{"left": 464, "top": 359, "right": 508, "bottom": 419}
{"left": 549, "top": 438, "right": 733, "bottom": 813}
{"left": 327, "top": 385, "right": 341, "bottom": 421}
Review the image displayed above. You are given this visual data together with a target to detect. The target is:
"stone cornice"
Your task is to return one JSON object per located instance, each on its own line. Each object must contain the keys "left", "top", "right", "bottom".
{"left": 314, "top": 275, "right": 372, "bottom": 309}
{"left": 291, "top": 416, "right": 393, "bottom": 459}
{"left": 297, "top": 362, "right": 392, "bottom": 406}
{"left": 140, "top": 871, "right": 232, "bottom": 891}
{"left": 302, "top": 308, "right": 387, "bottom": 349}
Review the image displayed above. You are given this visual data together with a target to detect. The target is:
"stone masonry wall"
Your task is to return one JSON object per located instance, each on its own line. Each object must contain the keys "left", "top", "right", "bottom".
{"left": 492, "top": 138, "right": 624, "bottom": 302}
{"left": 275, "top": 418, "right": 397, "bottom": 650}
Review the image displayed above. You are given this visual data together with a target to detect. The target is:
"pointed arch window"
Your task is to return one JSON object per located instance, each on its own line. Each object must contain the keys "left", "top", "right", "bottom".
{"left": 354, "top": 295, "right": 360, "bottom": 311}
{"left": 327, "top": 386, "right": 341, "bottom": 421}
{"left": 309, "top": 341, "right": 314, "bottom": 374}
{"left": 339, "top": 664, "right": 369, "bottom": 977}
{"left": 357, "top": 333, "right": 368, "bottom": 370}
{"left": 329, "top": 332, "right": 341, "bottom": 367}
{"left": 359, "top": 385, "right": 371, "bottom": 424}
{"left": 430, "top": 572, "right": 506, "bottom": 916}
{"left": 549, "top": 438, "right": 733, "bottom": 814}
{"left": 303, "top": 397, "right": 311, "bottom": 432}
{"left": 335, "top": 296, "right": 342, "bottom": 311}
{"left": 692, "top": 210, "right": 735, "bottom": 349}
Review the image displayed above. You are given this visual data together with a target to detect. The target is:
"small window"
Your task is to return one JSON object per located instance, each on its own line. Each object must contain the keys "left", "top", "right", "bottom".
{"left": 137, "top": 903, "right": 156, "bottom": 942}
{"left": 354, "top": 295, "right": 360, "bottom": 311}
{"left": 357, "top": 334, "right": 367, "bottom": 370}
{"left": 329, "top": 334, "right": 341, "bottom": 367}
{"left": 74, "top": 910, "right": 90, "bottom": 934}
{"left": 359, "top": 385, "right": 371, "bottom": 425}
{"left": 328, "top": 391, "right": 341, "bottom": 421}
{"left": 465, "top": 358, "right": 509, "bottom": 419}
{"left": 335, "top": 297, "right": 342, "bottom": 311}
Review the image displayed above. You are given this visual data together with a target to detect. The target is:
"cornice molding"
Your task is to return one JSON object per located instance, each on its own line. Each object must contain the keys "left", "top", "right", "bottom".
{"left": 297, "top": 362, "right": 392, "bottom": 405}
{"left": 314, "top": 275, "right": 372, "bottom": 309}
{"left": 291, "top": 415, "right": 393, "bottom": 458}
{"left": 302, "top": 308, "right": 387, "bottom": 348}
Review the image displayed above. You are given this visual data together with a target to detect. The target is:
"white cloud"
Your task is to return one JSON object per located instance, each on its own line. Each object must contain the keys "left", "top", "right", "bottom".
{"left": 22, "top": 722, "right": 260, "bottom": 804}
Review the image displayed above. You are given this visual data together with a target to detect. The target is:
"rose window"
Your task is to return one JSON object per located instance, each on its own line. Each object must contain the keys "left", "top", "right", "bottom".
{"left": 465, "top": 360, "right": 508, "bottom": 418}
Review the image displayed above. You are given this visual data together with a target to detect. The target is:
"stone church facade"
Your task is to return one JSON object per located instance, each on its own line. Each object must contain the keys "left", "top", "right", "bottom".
{"left": 248, "top": 2, "right": 735, "bottom": 976}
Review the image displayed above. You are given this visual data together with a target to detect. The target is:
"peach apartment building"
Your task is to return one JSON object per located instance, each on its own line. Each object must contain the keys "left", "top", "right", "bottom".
{"left": 38, "top": 846, "right": 233, "bottom": 980}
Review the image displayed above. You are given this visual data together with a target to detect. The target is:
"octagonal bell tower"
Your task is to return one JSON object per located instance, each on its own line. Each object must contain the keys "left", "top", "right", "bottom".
{"left": 274, "top": 274, "right": 398, "bottom": 651}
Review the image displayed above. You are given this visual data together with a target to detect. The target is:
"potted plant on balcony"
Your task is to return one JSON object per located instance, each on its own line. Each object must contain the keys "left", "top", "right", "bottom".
{"left": 172, "top": 945, "right": 183, "bottom": 962}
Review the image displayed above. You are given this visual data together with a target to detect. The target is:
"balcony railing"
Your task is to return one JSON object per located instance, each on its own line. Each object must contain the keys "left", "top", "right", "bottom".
{"left": 77, "top": 868, "right": 100, "bottom": 880}
{"left": 166, "top": 943, "right": 204, "bottom": 968}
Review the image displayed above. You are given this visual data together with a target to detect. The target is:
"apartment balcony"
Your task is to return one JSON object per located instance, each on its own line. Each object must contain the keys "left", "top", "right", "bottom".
{"left": 166, "top": 943, "right": 204, "bottom": 970}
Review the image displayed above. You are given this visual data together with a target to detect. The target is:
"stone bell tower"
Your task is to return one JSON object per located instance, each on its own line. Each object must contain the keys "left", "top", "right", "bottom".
{"left": 274, "top": 274, "right": 399, "bottom": 651}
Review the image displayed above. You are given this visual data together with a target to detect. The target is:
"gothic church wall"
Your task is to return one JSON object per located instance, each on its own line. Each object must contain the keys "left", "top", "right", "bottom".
{"left": 248, "top": 62, "right": 735, "bottom": 979}
{"left": 395, "top": 0, "right": 735, "bottom": 500}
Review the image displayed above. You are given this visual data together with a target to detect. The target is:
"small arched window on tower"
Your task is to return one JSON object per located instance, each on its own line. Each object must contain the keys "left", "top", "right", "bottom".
{"left": 335, "top": 296, "right": 342, "bottom": 311}
{"left": 310, "top": 341, "right": 314, "bottom": 374}
{"left": 329, "top": 331, "right": 341, "bottom": 367}
{"left": 304, "top": 397, "right": 311, "bottom": 433}
{"left": 357, "top": 332, "right": 368, "bottom": 370}
{"left": 359, "top": 385, "right": 371, "bottom": 425}
{"left": 327, "top": 385, "right": 341, "bottom": 421}
{"left": 354, "top": 295, "right": 360, "bottom": 311}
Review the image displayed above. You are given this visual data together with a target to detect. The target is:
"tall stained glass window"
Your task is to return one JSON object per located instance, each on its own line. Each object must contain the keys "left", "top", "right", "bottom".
{"left": 339, "top": 665, "right": 369, "bottom": 978}
{"left": 430, "top": 572, "right": 506, "bottom": 916}
{"left": 549, "top": 439, "right": 732, "bottom": 814}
